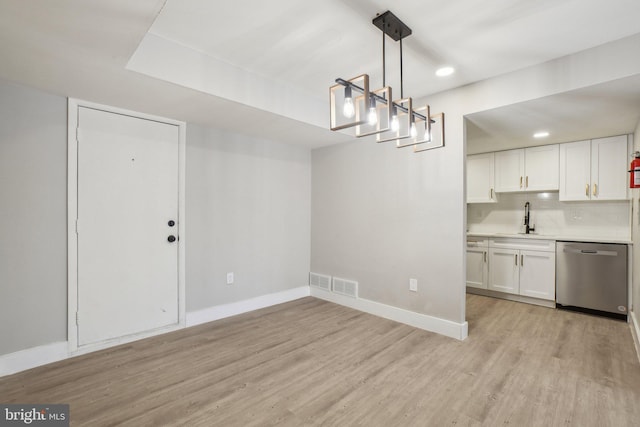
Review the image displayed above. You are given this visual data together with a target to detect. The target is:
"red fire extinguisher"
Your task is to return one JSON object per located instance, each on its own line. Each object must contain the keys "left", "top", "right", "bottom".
{"left": 630, "top": 151, "right": 640, "bottom": 188}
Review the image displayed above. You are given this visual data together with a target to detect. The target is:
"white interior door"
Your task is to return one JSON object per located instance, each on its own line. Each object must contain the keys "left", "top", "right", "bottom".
{"left": 76, "top": 106, "right": 180, "bottom": 346}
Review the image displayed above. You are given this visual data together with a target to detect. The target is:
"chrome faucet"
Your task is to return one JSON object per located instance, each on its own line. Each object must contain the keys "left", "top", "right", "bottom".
{"left": 524, "top": 202, "right": 535, "bottom": 234}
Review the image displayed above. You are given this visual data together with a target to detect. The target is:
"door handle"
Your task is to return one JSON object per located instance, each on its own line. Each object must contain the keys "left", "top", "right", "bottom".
{"left": 168, "top": 220, "right": 176, "bottom": 227}
{"left": 489, "top": 188, "right": 494, "bottom": 200}
{"left": 585, "top": 184, "right": 589, "bottom": 197}
{"left": 593, "top": 183, "right": 597, "bottom": 196}
{"left": 525, "top": 176, "right": 529, "bottom": 188}
{"left": 520, "top": 254, "right": 523, "bottom": 266}
{"left": 515, "top": 254, "right": 518, "bottom": 265}
{"left": 520, "top": 176, "right": 523, "bottom": 189}
{"left": 167, "top": 235, "right": 177, "bottom": 243}
{"left": 484, "top": 251, "right": 487, "bottom": 263}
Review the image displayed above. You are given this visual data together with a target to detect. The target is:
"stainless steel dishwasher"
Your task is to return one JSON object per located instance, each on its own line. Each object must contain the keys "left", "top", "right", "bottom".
{"left": 556, "top": 241, "right": 628, "bottom": 320}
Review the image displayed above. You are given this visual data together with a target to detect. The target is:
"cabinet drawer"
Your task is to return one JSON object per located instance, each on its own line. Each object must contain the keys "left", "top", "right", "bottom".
{"left": 489, "top": 238, "right": 554, "bottom": 252}
{"left": 467, "top": 237, "right": 489, "bottom": 248}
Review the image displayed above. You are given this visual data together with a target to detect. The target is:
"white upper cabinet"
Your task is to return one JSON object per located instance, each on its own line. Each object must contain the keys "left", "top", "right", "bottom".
{"left": 559, "top": 135, "right": 628, "bottom": 201}
{"left": 591, "top": 135, "right": 629, "bottom": 200}
{"left": 467, "top": 153, "right": 497, "bottom": 203}
{"left": 495, "top": 149, "right": 524, "bottom": 192}
{"left": 559, "top": 140, "right": 591, "bottom": 201}
{"left": 524, "top": 145, "right": 560, "bottom": 191}
{"left": 495, "top": 145, "right": 559, "bottom": 192}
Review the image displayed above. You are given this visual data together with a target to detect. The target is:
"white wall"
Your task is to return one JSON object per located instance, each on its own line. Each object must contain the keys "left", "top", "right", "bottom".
{"left": 632, "top": 125, "right": 640, "bottom": 323}
{"left": 0, "top": 79, "right": 312, "bottom": 358}
{"left": 185, "top": 124, "right": 311, "bottom": 311}
{"left": 312, "top": 137, "right": 465, "bottom": 323}
{"left": 468, "top": 192, "right": 630, "bottom": 240}
{"left": 0, "top": 79, "right": 67, "bottom": 355}
{"left": 311, "top": 33, "right": 640, "bottom": 329}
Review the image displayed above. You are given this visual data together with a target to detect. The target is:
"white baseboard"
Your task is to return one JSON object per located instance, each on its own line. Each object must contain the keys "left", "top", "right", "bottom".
{"left": 0, "top": 341, "right": 69, "bottom": 377}
{"left": 631, "top": 310, "right": 640, "bottom": 364}
{"left": 1, "top": 287, "right": 468, "bottom": 375}
{"left": 1, "top": 286, "right": 311, "bottom": 377}
{"left": 186, "top": 286, "right": 310, "bottom": 327}
{"left": 310, "top": 287, "right": 468, "bottom": 340}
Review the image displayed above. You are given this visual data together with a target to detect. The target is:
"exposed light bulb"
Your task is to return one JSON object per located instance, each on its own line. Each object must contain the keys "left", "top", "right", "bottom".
{"left": 368, "top": 106, "right": 377, "bottom": 125}
{"left": 410, "top": 122, "right": 417, "bottom": 138}
{"left": 390, "top": 105, "right": 399, "bottom": 131}
{"left": 390, "top": 114, "right": 399, "bottom": 131}
{"left": 343, "top": 97, "right": 355, "bottom": 118}
{"left": 367, "top": 95, "right": 377, "bottom": 125}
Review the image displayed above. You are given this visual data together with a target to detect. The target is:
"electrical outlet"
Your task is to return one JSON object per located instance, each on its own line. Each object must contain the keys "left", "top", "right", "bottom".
{"left": 226, "top": 272, "right": 234, "bottom": 285}
{"left": 409, "top": 278, "right": 418, "bottom": 292}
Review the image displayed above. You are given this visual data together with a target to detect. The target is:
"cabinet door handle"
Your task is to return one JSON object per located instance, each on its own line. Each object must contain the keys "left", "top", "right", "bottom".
{"left": 515, "top": 254, "right": 518, "bottom": 265}
{"left": 585, "top": 184, "right": 589, "bottom": 197}
{"left": 520, "top": 176, "right": 523, "bottom": 188}
{"left": 484, "top": 251, "right": 487, "bottom": 263}
{"left": 490, "top": 188, "right": 494, "bottom": 200}
{"left": 521, "top": 254, "right": 524, "bottom": 266}
{"left": 525, "top": 176, "right": 529, "bottom": 188}
{"left": 593, "top": 183, "right": 597, "bottom": 196}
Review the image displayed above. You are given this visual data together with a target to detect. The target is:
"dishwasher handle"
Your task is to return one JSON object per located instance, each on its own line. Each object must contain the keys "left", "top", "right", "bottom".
{"left": 563, "top": 248, "right": 618, "bottom": 256}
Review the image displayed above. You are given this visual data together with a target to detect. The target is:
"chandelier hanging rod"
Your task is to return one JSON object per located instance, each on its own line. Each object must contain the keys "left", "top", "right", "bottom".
{"left": 334, "top": 78, "right": 429, "bottom": 122}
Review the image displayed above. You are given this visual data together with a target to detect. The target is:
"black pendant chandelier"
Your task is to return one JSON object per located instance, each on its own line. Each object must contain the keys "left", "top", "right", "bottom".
{"left": 329, "top": 11, "right": 444, "bottom": 153}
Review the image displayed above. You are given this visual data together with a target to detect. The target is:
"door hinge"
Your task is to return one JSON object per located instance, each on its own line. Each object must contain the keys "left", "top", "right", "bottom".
{"left": 75, "top": 312, "right": 79, "bottom": 325}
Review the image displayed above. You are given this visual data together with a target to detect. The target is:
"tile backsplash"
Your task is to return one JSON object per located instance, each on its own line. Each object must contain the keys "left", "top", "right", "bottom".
{"left": 467, "top": 192, "right": 631, "bottom": 240}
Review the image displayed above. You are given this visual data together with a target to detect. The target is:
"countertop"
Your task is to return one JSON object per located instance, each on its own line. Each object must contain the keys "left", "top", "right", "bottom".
{"left": 467, "top": 232, "right": 632, "bottom": 245}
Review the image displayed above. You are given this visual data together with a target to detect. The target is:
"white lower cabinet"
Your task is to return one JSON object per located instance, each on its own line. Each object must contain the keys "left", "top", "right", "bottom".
{"left": 488, "top": 248, "right": 520, "bottom": 294}
{"left": 519, "top": 250, "right": 556, "bottom": 300}
{"left": 466, "top": 238, "right": 489, "bottom": 289}
{"left": 479, "top": 238, "right": 555, "bottom": 301}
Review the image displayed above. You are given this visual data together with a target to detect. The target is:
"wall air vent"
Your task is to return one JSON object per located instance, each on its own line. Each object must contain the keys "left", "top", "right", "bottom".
{"left": 309, "top": 272, "right": 332, "bottom": 291}
{"left": 332, "top": 277, "right": 358, "bottom": 298}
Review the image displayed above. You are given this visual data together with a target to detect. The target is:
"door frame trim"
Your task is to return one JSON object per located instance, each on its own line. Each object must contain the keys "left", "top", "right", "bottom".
{"left": 67, "top": 98, "right": 186, "bottom": 353}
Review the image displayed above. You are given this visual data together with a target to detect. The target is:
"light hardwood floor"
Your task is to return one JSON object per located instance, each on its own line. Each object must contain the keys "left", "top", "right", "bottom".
{"left": 1, "top": 295, "right": 639, "bottom": 426}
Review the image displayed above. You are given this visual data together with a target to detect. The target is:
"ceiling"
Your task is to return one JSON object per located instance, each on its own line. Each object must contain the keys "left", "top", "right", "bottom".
{"left": 466, "top": 74, "right": 640, "bottom": 154}
{"left": 148, "top": 0, "right": 640, "bottom": 98}
{"left": 1, "top": 0, "right": 640, "bottom": 149}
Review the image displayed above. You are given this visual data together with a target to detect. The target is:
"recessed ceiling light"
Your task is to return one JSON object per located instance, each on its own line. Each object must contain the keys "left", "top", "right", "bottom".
{"left": 435, "top": 66, "right": 455, "bottom": 77}
{"left": 533, "top": 131, "right": 550, "bottom": 138}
